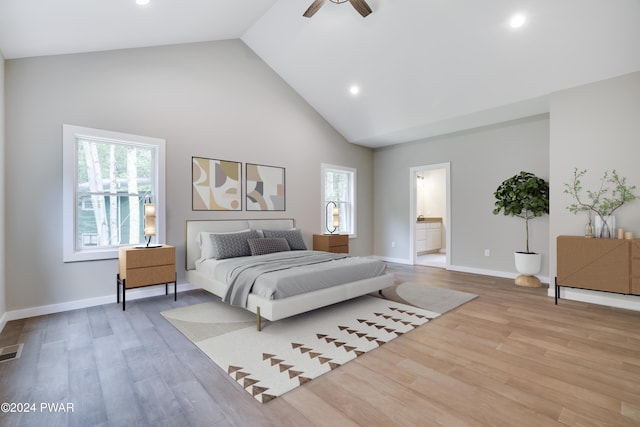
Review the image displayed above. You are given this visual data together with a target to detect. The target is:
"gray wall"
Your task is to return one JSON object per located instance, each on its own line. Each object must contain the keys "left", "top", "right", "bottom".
{"left": 549, "top": 71, "right": 640, "bottom": 308}
{"left": 0, "top": 50, "right": 5, "bottom": 322}
{"left": 373, "top": 116, "right": 550, "bottom": 277}
{"left": 4, "top": 40, "right": 373, "bottom": 312}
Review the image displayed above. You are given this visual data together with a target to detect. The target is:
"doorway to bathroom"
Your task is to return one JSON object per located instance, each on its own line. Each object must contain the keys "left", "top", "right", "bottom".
{"left": 409, "top": 163, "right": 451, "bottom": 268}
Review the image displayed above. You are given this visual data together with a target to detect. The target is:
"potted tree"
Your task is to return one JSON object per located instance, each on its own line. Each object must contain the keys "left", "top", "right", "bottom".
{"left": 563, "top": 168, "right": 637, "bottom": 238}
{"left": 493, "top": 171, "right": 550, "bottom": 287}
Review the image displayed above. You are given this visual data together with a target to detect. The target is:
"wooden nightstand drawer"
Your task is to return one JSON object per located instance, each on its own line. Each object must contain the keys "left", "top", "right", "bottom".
{"left": 119, "top": 245, "right": 175, "bottom": 271}
{"left": 313, "top": 234, "right": 349, "bottom": 253}
{"left": 124, "top": 264, "right": 176, "bottom": 288}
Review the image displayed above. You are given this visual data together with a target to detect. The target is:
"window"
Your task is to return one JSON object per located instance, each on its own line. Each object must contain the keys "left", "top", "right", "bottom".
{"left": 63, "top": 125, "right": 165, "bottom": 262}
{"left": 322, "top": 164, "right": 356, "bottom": 237}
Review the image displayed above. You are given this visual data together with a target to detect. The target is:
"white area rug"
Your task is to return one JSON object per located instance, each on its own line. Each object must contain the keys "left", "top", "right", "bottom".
{"left": 162, "top": 295, "right": 439, "bottom": 403}
{"left": 395, "top": 282, "right": 477, "bottom": 314}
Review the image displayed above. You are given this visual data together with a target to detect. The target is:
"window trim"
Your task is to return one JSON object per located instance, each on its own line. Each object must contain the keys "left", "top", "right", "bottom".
{"left": 321, "top": 163, "right": 357, "bottom": 238}
{"left": 62, "top": 124, "right": 166, "bottom": 262}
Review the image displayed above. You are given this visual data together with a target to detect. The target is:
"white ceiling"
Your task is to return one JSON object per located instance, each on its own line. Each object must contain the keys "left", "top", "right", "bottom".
{"left": 1, "top": 0, "right": 639, "bottom": 148}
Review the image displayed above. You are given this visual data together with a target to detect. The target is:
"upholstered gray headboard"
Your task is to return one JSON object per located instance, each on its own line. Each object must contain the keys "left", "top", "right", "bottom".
{"left": 185, "top": 218, "right": 295, "bottom": 270}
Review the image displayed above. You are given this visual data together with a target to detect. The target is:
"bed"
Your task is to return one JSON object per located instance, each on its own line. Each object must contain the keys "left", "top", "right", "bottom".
{"left": 185, "top": 219, "right": 393, "bottom": 330}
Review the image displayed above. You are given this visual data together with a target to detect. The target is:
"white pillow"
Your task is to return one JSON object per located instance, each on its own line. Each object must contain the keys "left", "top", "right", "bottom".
{"left": 198, "top": 229, "right": 251, "bottom": 260}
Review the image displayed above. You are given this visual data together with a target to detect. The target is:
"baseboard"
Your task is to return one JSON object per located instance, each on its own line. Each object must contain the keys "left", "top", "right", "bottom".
{"left": 376, "top": 256, "right": 551, "bottom": 285}
{"left": 550, "top": 286, "right": 640, "bottom": 312}
{"left": 447, "top": 264, "right": 516, "bottom": 279}
{"left": 374, "top": 256, "right": 413, "bottom": 265}
{"left": 447, "top": 264, "right": 550, "bottom": 285}
{"left": 2, "top": 282, "right": 198, "bottom": 324}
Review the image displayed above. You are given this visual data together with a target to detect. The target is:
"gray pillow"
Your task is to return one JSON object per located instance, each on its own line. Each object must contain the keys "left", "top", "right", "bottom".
{"left": 198, "top": 229, "right": 251, "bottom": 260}
{"left": 248, "top": 238, "right": 291, "bottom": 256}
{"left": 209, "top": 229, "right": 260, "bottom": 259}
{"left": 262, "top": 229, "right": 307, "bottom": 250}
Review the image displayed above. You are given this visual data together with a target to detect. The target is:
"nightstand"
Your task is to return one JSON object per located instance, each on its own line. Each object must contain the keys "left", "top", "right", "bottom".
{"left": 313, "top": 234, "right": 349, "bottom": 253}
{"left": 117, "top": 244, "right": 176, "bottom": 310}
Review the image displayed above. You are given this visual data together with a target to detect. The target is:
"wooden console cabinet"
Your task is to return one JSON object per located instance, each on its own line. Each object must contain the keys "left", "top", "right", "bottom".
{"left": 313, "top": 234, "right": 349, "bottom": 253}
{"left": 555, "top": 236, "right": 640, "bottom": 303}
{"left": 117, "top": 244, "right": 176, "bottom": 310}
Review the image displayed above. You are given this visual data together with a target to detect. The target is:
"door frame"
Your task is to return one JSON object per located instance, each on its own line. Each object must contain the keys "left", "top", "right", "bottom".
{"left": 409, "top": 162, "right": 451, "bottom": 267}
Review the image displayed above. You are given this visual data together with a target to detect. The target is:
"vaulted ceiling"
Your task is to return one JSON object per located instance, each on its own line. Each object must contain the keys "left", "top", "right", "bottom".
{"left": 1, "top": 0, "right": 639, "bottom": 147}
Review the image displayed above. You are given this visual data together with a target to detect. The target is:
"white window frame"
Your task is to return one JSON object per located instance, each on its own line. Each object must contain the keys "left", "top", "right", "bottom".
{"left": 62, "top": 124, "right": 166, "bottom": 262}
{"left": 321, "top": 163, "right": 357, "bottom": 238}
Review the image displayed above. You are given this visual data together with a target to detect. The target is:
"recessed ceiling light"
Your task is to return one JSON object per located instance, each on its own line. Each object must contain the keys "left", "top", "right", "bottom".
{"left": 349, "top": 85, "right": 360, "bottom": 95}
{"left": 509, "top": 14, "right": 526, "bottom": 28}
{"left": 136, "top": 0, "right": 150, "bottom": 5}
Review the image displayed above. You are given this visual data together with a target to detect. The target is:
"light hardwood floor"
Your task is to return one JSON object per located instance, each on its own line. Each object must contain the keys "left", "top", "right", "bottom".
{"left": 1, "top": 263, "right": 639, "bottom": 426}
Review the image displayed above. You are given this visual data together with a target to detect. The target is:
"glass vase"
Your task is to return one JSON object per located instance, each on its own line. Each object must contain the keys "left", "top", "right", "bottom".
{"left": 594, "top": 215, "right": 615, "bottom": 239}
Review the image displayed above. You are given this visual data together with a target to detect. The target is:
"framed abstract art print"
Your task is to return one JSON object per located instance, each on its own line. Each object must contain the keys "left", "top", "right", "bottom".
{"left": 192, "top": 157, "right": 242, "bottom": 211}
{"left": 245, "top": 163, "right": 285, "bottom": 211}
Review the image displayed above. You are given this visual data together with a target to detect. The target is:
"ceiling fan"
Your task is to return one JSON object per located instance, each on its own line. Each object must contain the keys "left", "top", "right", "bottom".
{"left": 303, "top": 0, "right": 372, "bottom": 18}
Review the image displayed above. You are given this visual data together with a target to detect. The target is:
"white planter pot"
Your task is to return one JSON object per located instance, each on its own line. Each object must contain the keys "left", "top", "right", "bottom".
{"left": 514, "top": 252, "right": 542, "bottom": 276}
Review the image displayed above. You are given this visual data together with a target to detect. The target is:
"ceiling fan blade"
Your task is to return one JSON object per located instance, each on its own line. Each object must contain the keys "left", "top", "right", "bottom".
{"left": 303, "top": 0, "right": 327, "bottom": 17}
{"left": 349, "top": 0, "right": 372, "bottom": 17}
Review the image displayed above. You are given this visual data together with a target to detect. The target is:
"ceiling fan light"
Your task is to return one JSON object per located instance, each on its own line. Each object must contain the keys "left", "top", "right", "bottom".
{"left": 306, "top": 0, "right": 371, "bottom": 17}
{"left": 510, "top": 14, "right": 526, "bottom": 28}
{"left": 349, "top": 85, "right": 360, "bottom": 95}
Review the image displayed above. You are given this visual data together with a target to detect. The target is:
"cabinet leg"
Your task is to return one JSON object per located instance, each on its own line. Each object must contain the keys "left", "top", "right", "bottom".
{"left": 554, "top": 277, "right": 558, "bottom": 305}
{"left": 122, "top": 279, "right": 126, "bottom": 311}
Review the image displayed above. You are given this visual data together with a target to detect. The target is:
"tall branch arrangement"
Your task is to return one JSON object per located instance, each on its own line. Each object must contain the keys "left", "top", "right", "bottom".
{"left": 563, "top": 168, "right": 637, "bottom": 237}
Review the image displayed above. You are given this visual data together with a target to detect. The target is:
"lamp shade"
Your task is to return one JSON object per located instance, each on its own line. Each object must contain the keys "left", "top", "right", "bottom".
{"left": 143, "top": 203, "right": 156, "bottom": 236}
{"left": 144, "top": 203, "right": 156, "bottom": 217}
{"left": 326, "top": 201, "right": 340, "bottom": 234}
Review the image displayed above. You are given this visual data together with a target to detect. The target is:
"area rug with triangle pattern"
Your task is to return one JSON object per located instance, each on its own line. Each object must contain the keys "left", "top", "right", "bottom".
{"left": 161, "top": 285, "right": 476, "bottom": 403}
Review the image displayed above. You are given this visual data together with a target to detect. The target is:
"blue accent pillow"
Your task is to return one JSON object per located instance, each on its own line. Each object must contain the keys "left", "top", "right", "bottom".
{"left": 209, "top": 229, "right": 260, "bottom": 259}
{"left": 262, "top": 229, "right": 307, "bottom": 250}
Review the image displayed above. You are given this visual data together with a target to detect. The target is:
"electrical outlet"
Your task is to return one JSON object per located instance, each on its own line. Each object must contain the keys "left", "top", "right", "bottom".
{"left": 484, "top": 249, "right": 490, "bottom": 257}
{"left": 391, "top": 241, "right": 396, "bottom": 248}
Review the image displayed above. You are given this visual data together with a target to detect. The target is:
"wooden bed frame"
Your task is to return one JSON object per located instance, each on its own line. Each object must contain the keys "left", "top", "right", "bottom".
{"left": 184, "top": 219, "right": 394, "bottom": 330}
